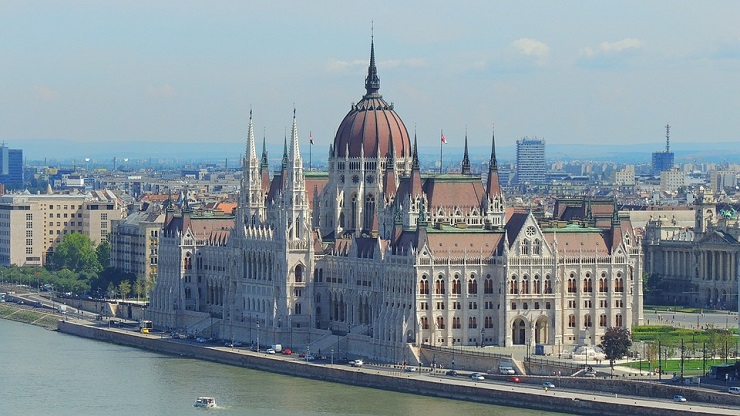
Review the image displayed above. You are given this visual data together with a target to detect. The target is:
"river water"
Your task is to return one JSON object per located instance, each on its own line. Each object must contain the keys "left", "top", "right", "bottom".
{"left": 0, "top": 319, "right": 570, "bottom": 416}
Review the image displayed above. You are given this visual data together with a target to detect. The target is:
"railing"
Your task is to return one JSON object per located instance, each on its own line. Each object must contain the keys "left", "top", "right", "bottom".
{"left": 420, "top": 344, "right": 511, "bottom": 360}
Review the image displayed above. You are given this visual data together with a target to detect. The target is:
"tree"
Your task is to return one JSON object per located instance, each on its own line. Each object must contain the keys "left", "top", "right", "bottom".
{"left": 49, "top": 233, "right": 102, "bottom": 276}
{"left": 96, "top": 240, "right": 110, "bottom": 270}
{"left": 118, "top": 280, "right": 131, "bottom": 300}
{"left": 599, "top": 327, "right": 632, "bottom": 367}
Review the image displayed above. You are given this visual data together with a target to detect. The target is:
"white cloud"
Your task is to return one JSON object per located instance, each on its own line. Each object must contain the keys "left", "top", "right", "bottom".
{"left": 32, "top": 86, "right": 58, "bottom": 101}
{"left": 510, "top": 38, "right": 550, "bottom": 65}
{"left": 583, "top": 38, "right": 644, "bottom": 57}
{"left": 147, "top": 84, "right": 176, "bottom": 98}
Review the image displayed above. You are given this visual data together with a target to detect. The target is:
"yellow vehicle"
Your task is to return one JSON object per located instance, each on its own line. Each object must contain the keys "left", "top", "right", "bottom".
{"left": 139, "top": 320, "right": 153, "bottom": 333}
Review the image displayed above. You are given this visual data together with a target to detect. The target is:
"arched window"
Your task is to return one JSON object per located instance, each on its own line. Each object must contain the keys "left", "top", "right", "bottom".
{"left": 363, "top": 194, "right": 375, "bottom": 231}
{"left": 295, "top": 303, "right": 302, "bottom": 315}
{"left": 616, "top": 314, "right": 623, "bottom": 327}
{"left": 544, "top": 275, "right": 552, "bottom": 294}
{"left": 584, "top": 314, "right": 592, "bottom": 327}
{"left": 599, "top": 277, "right": 608, "bottom": 292}
{"left": 583, "top": 273, "right": 592, "bottom": 292}
{"left": 568, "top": 314, "right": 576, "bottom": 328}
{"left": 599, "top": 314, "right": 607, "bottom": 327}
{"left": 533, "top": 275, "right": 541, "bottom": 294}
{"left": 533, "top": 239, "right": 541, "bottom": 255}
{"left": 509, "top": 276, "right": 518, "bottom": 294}
{"left": 468, "top": 317, "right": 477, "bottom": 328}
{"left": 615, "top": 277, "right": 624, "bottom": 292}
{"left": 468, "top": 276, "right": 478, "bottom": 294}
{"left": 435, "top": 275, "right": 446, "bottom": 295}
{"left": 520, "top": 239, "right": 529, "bottom": 255}
{"left": 421, "top": 316, "right": 429, "bottom": 329}
{"left": 567, "top": 274, "right": 576, "bottom": 293}
{"left": 521, "top": 275, "right": 529, "bottom": 295}
{"left": 436, "top": 316, "right": 445, "bottom": 329}
{"left": 453, "top": 317, "right": 461, "bottom": 329}
{"left": 484, "top": 276, "right": 494, "bottom": 294}
{"left": 419, "top": 276, "right": 429, "bottom": 295}
{"left": 452, "top": 276, "right": 461, "bottom": 295}
{"left": 295, "top": 264, "right": 303, "bottom": 283}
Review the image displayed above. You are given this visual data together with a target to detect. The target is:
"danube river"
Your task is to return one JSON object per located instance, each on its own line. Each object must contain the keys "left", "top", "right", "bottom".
{"left": 0, "top": 319, "right": 570, "bottom": 416}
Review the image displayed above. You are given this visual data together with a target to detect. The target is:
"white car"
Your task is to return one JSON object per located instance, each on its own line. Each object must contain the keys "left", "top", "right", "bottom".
{"left": 349, "top": 359, "right": 363, "bottom": 367}
{"left": 265, "top": 348, "right": 276, "bottom": 354}
{"left": 673, "top": 395, "right": 687, "bottom": 402}
{"left": 499, "top": 366, "right": 515, "bottom": 375}
{"left": 471, "top": 373, "right": 485, "bottom": 381}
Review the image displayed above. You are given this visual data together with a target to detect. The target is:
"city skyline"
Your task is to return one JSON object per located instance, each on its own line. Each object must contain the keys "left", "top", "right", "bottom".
{"left": 3, "top": 1, "right": 740, "bottom": 158}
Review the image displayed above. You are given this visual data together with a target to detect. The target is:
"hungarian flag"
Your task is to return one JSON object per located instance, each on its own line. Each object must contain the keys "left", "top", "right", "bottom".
{"left": 441, "top": 130, "right": 447, "bottom": 144}
{"left": 310, "top": 132, "right": 314, "bottom": 145}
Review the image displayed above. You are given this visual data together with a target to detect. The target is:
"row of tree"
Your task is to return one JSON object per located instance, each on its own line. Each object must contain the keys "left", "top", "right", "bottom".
{"left": 0, "top": 233, "right": 149, "bottom": 300}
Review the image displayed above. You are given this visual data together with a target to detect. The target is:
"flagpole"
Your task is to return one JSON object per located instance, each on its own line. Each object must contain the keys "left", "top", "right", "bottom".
{"left": 309, "top": 130, "right": 313, "bottom": 171}
{"left": 439, "top": 130, "right": 443, "bottom": 174}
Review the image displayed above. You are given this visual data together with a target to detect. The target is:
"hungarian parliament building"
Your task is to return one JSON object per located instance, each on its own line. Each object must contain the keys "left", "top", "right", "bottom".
{"left": 148, "top": 41, "right": 644, "bottom": 362}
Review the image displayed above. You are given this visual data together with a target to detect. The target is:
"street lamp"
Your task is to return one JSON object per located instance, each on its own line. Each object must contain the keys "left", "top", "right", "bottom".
{"left": 256, "top": 320, "right": 260, "bottom": 353}
{"left": 331, "top": 348, "right": 334, "bottom": 365}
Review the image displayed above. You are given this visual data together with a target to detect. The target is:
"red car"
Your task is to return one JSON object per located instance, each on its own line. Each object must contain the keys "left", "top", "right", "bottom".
{"left": 282, "top": 349, "right": 292, "bottom": 355}
{"left": 507, "top": 376, "right": 521, "bottom": 383}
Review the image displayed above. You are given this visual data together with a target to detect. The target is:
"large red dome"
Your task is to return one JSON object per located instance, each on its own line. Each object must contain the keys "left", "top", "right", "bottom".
{"left": 332, "top": 41, "right": 411, "bottom": 159}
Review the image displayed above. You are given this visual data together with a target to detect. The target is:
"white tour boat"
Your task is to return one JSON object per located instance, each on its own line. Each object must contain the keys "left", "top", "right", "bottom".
{"left": 194, "top": 396, "right": 217, "bottom": 408}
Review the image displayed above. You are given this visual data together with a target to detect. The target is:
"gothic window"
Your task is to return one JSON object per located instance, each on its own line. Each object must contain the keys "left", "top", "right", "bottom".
{"left": 520, "top": 239, "right": 529, "bottom": 255}
{"left": 295, "top": 303, "right": 302, "bottom": 315}
{"left": 583, "top": 274, "right": 592, "bottom": 292}
{"left": 544, "top": 275, "right": 552, "bottom": 294}
{"left": 599, "top": 277, "right": 608, "bottom": 292}
{"left": 419, "top": 276, "right": 429, "bottom": 295}
{"left": 468, "top": 317, "right": 477, "bottom": 329}
{"left": 567, "top": 274, "right": 576, "bottom": 293}
{"left": 616, "top": 314, "right": 623, "bottom": 327}
{"left": 294, "top": 264, "right": 303, "bottom": 283}
{"left": 599, "top": 314, "right": 608, "bottom": 327}
{"left": 435, "top": 275, "right": 446, "bottom": 295}
{"left": 533, "top": 275, "right": 541, "bottom": 294}
{"left": 436, "top": 316, "right": 445, "bottom": 329}
{"left": 421, "top": 316, "right": 429, "bottom": 329}
{"left": 584, "top": 314, "right": 592, "bottom": 327}
{"left": 509, "top": 275, "right": 518, "bottom": 294}
{"left": 568, "top": 314, "right": 576, "bottom": 328}
{"left": 453, "top": 317, "right": 461, "bottom": 329}
{"left": 452, "top": 276, "right": 461, "bottom": 294}
{"left": 533, "top": 239, "right": 541, "bottom": 255}
{"left": 364, "top": 194, "right": 375, "bottom": 230}
{"left": 521, "top": 275, "right": 529, "bottom": 294}
{"left": 484, "top": 275, "right": 494, "bottom": 294}
{"left": 351, "top": 195, "right": 357, "bottom": 229}
{"left": 615, "top": 277, "right": 624, "bottom": 292}
{"left": 468, "top": 276, "right": 478, "bottom": 294}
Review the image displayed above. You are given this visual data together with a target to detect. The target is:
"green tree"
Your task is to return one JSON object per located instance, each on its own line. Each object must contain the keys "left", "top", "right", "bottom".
{"left": 599, "top": 327, "right": 633, "bottom": 367}
{"left": 134, "top": 275, "right": 146, "bottom": 301}
{"left": 96, "top": 240, "right": 110, "bottom": 269}
{"left": 118, "top": 280, "right": 131, "bottom": 300}
{"left": 49, "top": 233, "right": 102, "bottom": 276}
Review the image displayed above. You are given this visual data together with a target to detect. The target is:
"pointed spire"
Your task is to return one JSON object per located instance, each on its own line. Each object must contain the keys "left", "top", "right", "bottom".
{"left": 490, "top": 124, "right": 498, "bottom": 170}
{"left": 612, "top": 199, "right": 621, "bottom": 226}
{"left": 246, "top": 108, "right": 257, "bottom": 162}
{"left": 289, "top": 107, "right": 302, "bottom": 162}
{"left": 412, "top": 132, "right": 420, "bottom": 171}
{"left": 261, "top": 136, "right": 268, "bottom": 169}
{"left": 365, "top": 27, "right": 381, "bottom": 97}
{"left": 281, "top": 132, "right": 288, "bottom": 171}
{"left": 461, "top": 128, "right": 471, "bottom": 175}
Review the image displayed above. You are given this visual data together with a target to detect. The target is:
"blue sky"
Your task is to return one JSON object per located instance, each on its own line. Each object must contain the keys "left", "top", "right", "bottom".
{"left": 2, "top": 1, "right": 740, "bottom": 156}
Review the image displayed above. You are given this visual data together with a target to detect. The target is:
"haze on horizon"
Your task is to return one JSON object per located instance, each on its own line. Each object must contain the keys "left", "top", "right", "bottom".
{"left": 2, "top": 1, "right": 740, "bottom": 160}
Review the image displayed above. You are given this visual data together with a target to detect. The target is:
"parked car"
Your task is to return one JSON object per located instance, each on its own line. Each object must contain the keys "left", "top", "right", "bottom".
{"left": 445, "top": 370, "right": 458, "bottom": 376}
{"left": 471, "top": 373, "right": 485, "bottom": 381}
{"left": 507, "top": 376, "right": 521, "bottom": 383}
{"left": 673, "top": 395, "right": 687, "bottom": 402}
{"left": 543, "top": 382, "right": 556, "bottom": 389}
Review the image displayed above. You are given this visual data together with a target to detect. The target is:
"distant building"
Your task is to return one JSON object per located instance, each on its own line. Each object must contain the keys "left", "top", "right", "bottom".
{"left": 615, "top": 169, "right": 635, "bottom": 186}
{"left": 109, "top": 208, "right": 165, "bottom": 287}
{"left": 652, "top": 124, "right": 675, "bottom": 174}
{"left": 0, "top": 144, "right": 23, "bottom": 190}
{"left": 0, "top": 190, "right": 125, "bottom": 267}
{"left": 710, "top": 170, "right": 738, "bottom": 193}
{"left": 660, "top": 169, "right": 685, "bottom": 193}
{"left": 515, "top": 137, "right": 545, "bottom": 184}
{"left": 643, "top": 189, "right": 739, "bottom": 309}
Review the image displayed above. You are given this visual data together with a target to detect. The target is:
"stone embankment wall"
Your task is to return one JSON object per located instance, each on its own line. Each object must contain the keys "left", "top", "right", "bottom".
{"left": 57, "top": 321, "right": 739, "bottom": 416}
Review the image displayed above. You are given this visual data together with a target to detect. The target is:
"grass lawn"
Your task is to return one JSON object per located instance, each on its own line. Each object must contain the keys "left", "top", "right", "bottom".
{"left": 621, "top": 358, "right": 732, "bottom": 376}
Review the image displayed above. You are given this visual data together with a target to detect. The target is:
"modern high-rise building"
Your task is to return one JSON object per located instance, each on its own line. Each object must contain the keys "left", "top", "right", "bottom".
{"left": 0, "top": 144, "right": 23, "bottom": 190}
{"left": 652, "top": 124, "right": 674, "bottom": 174}
{"left": 515, "top": 137, "right": 545, "bottom": 184}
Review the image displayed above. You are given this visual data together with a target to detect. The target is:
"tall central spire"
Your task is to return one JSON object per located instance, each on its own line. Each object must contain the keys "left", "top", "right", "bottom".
{"left": 365, "top": 29, "right": 381, "bottom": 97}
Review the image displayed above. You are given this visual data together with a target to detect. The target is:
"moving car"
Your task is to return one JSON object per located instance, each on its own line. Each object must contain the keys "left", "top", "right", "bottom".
{"left": 404, "top": 366, "right": 417, "bottom": 372}
{"left": 543, "top": 382, "right": 556, "bottom": 389}
{"left": 499, "top": 366, "right": 516, "bottom": 375}
{"left": 282, "top": 348, "right": 292, "bottom": 355}
{"left": 471, "top": 373, "right": 485, "bottom": 381}
{"left": 349, "top": 359, "right": 363, "bottom": 367}
{"left": 729, "top": 386, "right": 740, "bottom": 394}
{"left": 672, "top": 395, "right": 687, "bottom": 402}
{"left": 507, "top": 376, "right": 521, "bottom": 383}
{"left": 265, "top": 348, "right": 276, "bottom": 354}
{"left": 445, "top": 370, "right": 458, "bottom": 376}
